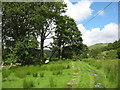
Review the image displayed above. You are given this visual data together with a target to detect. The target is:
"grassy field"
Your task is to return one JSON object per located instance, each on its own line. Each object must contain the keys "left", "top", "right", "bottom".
{"left": 2, "top": 59, "right": 118, "bottom": 88}
{"left": 89, "top": 43, "right": 108, "bottom": 50}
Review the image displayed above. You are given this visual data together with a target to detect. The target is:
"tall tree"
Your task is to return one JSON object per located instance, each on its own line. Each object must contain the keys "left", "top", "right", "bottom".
{"left": 52, "top": 16, "right": 83, "bottom": 59}
{"left": 28, "top": 2, "right": 67, "bottom": 62}
{"left": 2, "top": 2, "right": 67, "bottom": 64}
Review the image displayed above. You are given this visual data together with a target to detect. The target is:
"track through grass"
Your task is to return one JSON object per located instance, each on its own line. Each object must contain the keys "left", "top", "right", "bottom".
{"left": 2, "top": 60, "right": 118, "bottom": 88}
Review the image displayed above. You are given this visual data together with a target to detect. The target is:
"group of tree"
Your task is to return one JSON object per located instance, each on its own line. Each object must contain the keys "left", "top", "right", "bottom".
{"left": 88, "top": 40, "right": 120, "bottom": 59}
{"left": 2, "top": 2, "right": 86, "bottom": 65}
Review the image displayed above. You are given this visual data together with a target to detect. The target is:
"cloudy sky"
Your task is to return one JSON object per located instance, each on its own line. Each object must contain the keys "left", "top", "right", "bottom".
{"left": 64, "top": 0, "right": 118, "bottom": 46}
{"left": 44, "top": 0, "right": 118, "bottom": 47}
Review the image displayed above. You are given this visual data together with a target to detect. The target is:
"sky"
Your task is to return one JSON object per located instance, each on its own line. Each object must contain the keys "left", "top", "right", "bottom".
{"left": 43, "top": 0, "right": 118, "bottom": 47}
{"left": 63, "top": 0, "right": 118, "bottom": 46}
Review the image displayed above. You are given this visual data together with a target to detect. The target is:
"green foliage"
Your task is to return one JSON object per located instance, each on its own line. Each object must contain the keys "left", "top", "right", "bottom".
{"left": 62, "top": 44, "right": 87, "bottom": 59}
{"left": 2, "top": 2, "right": 67, "bottom": 64}
{"left": 23, "top": 78, "right": 34, "bottom": 89}
{"left": 52, "top": 16, "right": 83, "bottom": 59}
{"left": 88, "top": 40, "right": 120, "bottom": 59}
{"left": 117, "top": 48, "right": 120, "bottom": 59}
{"left": 97, "top": 50, "right": 118, "bottom": 59}
{"left": 3, "top": 36, "right": 39, "bottom": 65}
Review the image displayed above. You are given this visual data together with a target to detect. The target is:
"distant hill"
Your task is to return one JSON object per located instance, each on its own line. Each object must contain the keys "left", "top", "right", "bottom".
{"left": 89, "top": 43, "right": 108, "bottom": 50}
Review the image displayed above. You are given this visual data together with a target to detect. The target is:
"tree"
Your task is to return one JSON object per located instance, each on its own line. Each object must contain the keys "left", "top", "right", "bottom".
{"left": 3, "top": 36, "right": 39, "bottom": 65}
{"left": 27, "top": 2, "right": 67, "bottom": 62}
{"left": 2, "top": 2, "right": 67, "bottom": 64}
{"left": 52, "top": 16, "right": 83, "bottom": 59}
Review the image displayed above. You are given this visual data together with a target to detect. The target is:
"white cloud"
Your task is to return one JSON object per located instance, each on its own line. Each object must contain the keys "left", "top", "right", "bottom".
{"left": 77, "top": 23, "right": 118, "bottom": 46}
{"left": 64, "top": 0, "right": 93, "bottom": 21}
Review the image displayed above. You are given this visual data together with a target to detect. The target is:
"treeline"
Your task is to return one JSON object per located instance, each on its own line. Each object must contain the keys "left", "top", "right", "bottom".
{"left": 88, "top": 40, "right": 120, "bottom": 59}
{"left": 2, "top": 2, "right": 87, "bottom": 65}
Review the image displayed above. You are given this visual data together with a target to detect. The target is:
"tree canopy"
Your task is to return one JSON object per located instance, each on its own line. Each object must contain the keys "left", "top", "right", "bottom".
{"left": 2, "top": 2, "right": 85, "bottom": 65}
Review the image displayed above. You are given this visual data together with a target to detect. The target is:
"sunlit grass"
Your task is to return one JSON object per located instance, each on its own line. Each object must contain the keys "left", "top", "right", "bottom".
{"left": 2, "top": 59, "right": 118, "bottom": 88}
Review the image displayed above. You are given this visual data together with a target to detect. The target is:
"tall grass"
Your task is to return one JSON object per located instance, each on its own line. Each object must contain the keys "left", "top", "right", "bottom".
{"left": 2, "top": 69, "right": 11, "bottom": 78}
{"left": 23, "top": 78, "right": 34, "bottom": 88}
{"left": 83, "top": 59, "right": 118, "bottom": 87}
{"left": 49, "top": 77, "right": 57, "bottom": 87}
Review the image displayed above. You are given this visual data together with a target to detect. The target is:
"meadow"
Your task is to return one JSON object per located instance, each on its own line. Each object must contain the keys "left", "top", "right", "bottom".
{"left": 2, "top": 59, "right": 118, "bottom": 88}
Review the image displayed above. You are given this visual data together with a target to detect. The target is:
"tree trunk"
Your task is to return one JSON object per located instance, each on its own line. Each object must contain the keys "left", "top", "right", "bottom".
{"left": 58, "top": 46, "right": 61, "bottom": 59}
{"left": 58, "top": 39, "right": 61, "bottom": 60}
{"left": 40, "top": 31, "right": 44, "bottom": 62}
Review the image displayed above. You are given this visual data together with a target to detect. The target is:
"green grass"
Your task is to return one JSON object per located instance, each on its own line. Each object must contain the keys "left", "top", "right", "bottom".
{"left": 89, "top": 43, "right": 108, "bottom": 50}
{"left": 82, "top": 58, "right": 118, "bottom": 88}
{"left": 2, "top": 60, "right": 73, "bottom": 88}
{"left": 0, "top": 70, "right": 2, "bottom": 89}
{"left": 2, "top": 59, "right": 118, "bottom": 88}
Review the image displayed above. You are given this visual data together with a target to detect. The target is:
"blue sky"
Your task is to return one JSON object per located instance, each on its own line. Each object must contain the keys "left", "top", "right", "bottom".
{"left": 76, "top": 2, "right": 118, "bottom": 30}
{"left": 63, "top": 0, "right": 118, "bottom": 46}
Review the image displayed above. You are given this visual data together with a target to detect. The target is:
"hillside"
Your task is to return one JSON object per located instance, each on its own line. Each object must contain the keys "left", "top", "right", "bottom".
{"left": 89, "top": 43, "right": 108, "bottom": 50}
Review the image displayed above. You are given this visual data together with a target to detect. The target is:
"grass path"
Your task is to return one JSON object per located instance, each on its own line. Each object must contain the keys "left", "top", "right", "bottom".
{"left": 68, "top": 61, "right": 110, "bottom": 88}
{"left": 67, "top": 62, "right": 78, "bottom": 88}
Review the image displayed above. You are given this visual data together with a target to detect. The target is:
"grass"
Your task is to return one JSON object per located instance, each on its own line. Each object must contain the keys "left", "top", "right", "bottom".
{"left": 2, "top": 59, "right": 118, "bottom": 88}
{"left": 82, "top": 58, "right": 118, "bottom": 88}
{"left": 2, "top": 60, "right": 73, "bottom": 88}
{"left": 0, "top": 70, "right": 2, "bottom": 89}
{"left": 89, "top": 43, "right": 108, "bottom": 50}
{"left": 23, "top": 78, "right": 34, "bottom": 88}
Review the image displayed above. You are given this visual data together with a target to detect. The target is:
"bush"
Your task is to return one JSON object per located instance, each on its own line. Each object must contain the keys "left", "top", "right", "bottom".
{"left": 23, "top": 78, "right": 34, "bottom": 88}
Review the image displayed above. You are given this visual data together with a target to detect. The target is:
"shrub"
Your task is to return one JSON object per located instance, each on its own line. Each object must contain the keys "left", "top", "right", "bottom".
{"left": 23, "top": 78, "right": 34, "bottom": 88}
